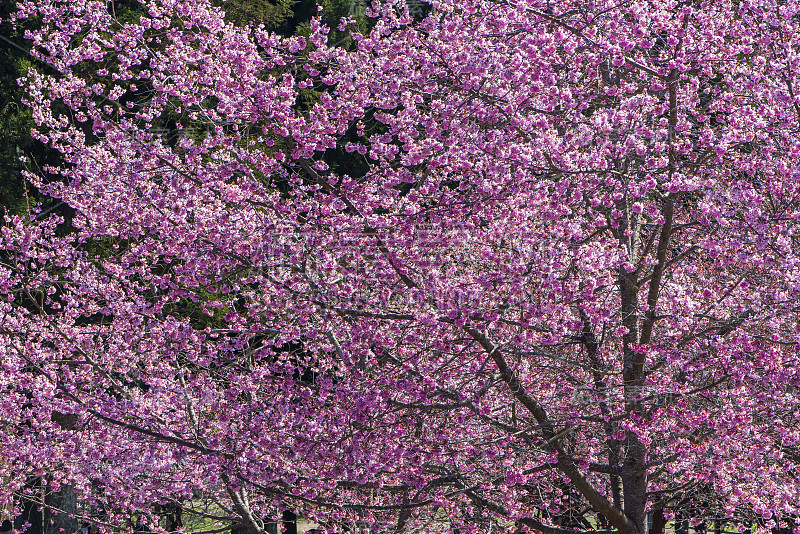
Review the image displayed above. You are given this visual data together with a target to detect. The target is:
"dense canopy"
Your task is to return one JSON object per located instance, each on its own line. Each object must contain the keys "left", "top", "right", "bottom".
{"left": 2, "top": 0, "right": 800, "bottom": 533}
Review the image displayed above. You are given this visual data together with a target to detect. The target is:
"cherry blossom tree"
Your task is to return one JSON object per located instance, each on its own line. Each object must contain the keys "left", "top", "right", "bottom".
{"left": 3, "top": 0, "right": 800, "bottom": 533}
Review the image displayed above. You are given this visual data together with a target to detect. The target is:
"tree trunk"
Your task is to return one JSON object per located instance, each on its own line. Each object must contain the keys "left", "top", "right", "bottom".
{"left": 281, "top": 511, "right": 297, "bottom": 534}
{"left": 15, "top": 478, "right": 43, "bottom": 534}
{"left": 650, "top": 509, "right": 666, "bottom": 534}
{"left": 43, "top": 412, "right": 80, "bottom": 534}
{"left": 44, "top": 486, "right": 78, "bottom": 534}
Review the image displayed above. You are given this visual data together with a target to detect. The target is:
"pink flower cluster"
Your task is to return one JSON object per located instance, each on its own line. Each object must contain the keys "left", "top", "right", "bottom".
{"left": 3, "top": 0, "right": 800, "bottom": 532}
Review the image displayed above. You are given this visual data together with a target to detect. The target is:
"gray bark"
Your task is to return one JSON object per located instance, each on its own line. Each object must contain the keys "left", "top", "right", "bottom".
{"left": 44, "top": 487, "right": 78, "bottom": 534}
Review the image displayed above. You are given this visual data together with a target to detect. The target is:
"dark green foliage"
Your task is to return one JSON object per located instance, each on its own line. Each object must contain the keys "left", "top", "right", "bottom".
{"left": 283, "top": 0, "right": 368, "bottom": 45}
{"left": 0, "top": 18, "right": 37, "bottom": 217}
{"left": 107, "top": 0, "right": 148, "bottom": 24}
{"left": 0, "top": 11, "right": 69, "bottom": 221}
{"left": 213, "top": 0, "right": 297, "bottom": 29}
